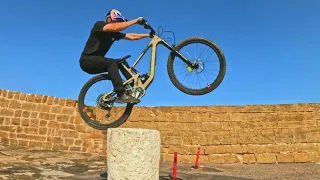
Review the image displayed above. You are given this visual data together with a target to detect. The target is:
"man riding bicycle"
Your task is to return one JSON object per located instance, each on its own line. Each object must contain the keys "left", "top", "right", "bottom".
{"left": 79, "top": 9, "right": 152, "bottom": 104}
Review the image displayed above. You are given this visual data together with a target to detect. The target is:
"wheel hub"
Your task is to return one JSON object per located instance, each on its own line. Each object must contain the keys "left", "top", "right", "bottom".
{"left": 188, "top": 59, "right": 205, "bottom": 74}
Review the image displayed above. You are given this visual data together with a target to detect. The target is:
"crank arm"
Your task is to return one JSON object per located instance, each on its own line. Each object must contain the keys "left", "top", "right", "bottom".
{"left": 105, "top": 108, "right": 111, "bottom": 118}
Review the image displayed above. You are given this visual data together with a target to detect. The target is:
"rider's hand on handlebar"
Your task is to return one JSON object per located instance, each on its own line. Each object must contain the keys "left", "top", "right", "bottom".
{"left": 149, "top": 30, "right": 155, "bottom": 38}
{"left": 136, "top": 17, "right": 147, "bottom": 25}
{"left": 136, "top": 17, "right": 154, "bottom": 38}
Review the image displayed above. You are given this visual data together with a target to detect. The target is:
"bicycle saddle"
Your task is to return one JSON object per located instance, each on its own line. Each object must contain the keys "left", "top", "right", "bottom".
{"left": 115, "top": 55, "right": 131, "bottom": 64}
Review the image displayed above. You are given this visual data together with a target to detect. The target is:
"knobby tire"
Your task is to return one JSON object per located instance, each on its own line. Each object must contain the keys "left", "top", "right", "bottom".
{"left": 77, "top": 74, "right": 134, "bottom": 130}
{"left": 167, "top": 37, "right": 226, "bottom": 95}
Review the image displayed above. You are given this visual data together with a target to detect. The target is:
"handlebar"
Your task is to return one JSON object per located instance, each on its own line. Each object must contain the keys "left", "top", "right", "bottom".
{"left": 144, "top": 22, "right": 156, "bottom": 37}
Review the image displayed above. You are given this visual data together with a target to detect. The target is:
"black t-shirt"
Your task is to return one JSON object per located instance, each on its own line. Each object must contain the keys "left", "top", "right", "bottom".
{"left": 81, "top": 21, "right": 126, "bottom": 56}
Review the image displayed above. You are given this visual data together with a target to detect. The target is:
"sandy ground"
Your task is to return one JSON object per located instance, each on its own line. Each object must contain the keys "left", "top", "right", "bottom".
{"left": 0, "top": 144, "right": 319, "bottom": 180}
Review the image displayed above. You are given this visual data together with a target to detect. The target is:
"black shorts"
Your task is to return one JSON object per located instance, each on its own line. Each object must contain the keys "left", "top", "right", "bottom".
{"left": 79, "top": 55, "right": 132, "bottom": 80}
{"left": 79, "top": 55, "right": 115, "bottom": 74}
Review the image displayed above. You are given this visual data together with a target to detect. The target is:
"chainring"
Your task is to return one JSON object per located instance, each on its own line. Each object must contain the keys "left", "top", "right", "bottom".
{"left": 96, "top": 94, "right": 114, "bottom": 110}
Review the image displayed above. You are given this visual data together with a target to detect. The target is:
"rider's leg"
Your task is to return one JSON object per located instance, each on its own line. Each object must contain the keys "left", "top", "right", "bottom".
{"left": 107, "top": 60, "right": 126, "bottom": 94}
{"left": 79, "top": 55, "right": 140, "bottom": 104}
{"left": 104, "top": 60, "right": 140, "bottom": 104}
{"left": 80, "top": 55, "right": 123, "bottom": 91}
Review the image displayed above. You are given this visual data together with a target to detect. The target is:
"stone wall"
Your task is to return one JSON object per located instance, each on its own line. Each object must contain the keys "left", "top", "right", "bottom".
{"left": 0, "top": 89, "right": 319, "bottom": 164}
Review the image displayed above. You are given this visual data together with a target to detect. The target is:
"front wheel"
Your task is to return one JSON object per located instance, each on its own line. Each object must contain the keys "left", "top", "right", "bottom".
{"left": 77, "top": 74, "right": 134, "bottom": 130}
{"left": 167, "top": 37, "right": 226, "bottom": 95}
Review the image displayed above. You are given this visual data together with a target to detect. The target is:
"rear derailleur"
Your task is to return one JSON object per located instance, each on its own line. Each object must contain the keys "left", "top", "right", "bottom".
{"left": 96, "top": 93, "right": 115, "bottom": 118}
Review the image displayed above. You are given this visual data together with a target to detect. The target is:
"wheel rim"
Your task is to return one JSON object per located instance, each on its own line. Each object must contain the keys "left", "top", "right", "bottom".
{"left": 78, "top": 76, "right": 131, "bottom": 127}
{"left": 172, "top": 40, "right": 224, "bottom": 91}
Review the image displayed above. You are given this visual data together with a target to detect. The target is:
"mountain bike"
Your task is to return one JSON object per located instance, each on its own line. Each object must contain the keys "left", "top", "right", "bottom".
{"left": 77, "top": 22, "right": 226, "bottom": 130}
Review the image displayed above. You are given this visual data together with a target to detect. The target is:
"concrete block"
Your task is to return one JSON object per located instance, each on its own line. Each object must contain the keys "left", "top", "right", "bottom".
{"left": 107, "top": 128, "right": 161, "bottom": 180}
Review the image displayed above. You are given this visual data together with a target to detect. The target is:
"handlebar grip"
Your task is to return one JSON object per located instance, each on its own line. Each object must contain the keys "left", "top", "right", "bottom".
{"left": 144, "top": 23, "right": 151, "bottom": 29}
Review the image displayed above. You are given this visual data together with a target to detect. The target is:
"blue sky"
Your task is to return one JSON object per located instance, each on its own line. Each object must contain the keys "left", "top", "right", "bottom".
{"left": 0, "top": 0, "right": 319, "bottom": 106}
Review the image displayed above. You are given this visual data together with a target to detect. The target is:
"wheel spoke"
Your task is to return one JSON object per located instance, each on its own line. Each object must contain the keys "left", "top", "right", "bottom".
{"left": 77, "top": 75, "right": 133, "bottom": 130}
{"left": 168, "top": 38, "right": 226, "bottom": 95}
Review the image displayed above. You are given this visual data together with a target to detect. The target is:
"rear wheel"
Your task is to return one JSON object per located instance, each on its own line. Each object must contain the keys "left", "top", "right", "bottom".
{"left": 77, "top": 74, "right": 134, "bottom": 130}
{"left": 167, "top": 37, "right": 226, "bottom": 95}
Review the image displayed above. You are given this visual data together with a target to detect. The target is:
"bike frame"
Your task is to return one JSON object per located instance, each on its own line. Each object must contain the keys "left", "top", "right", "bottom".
{"left": 120, "top": 33, "right": 193, "bottom": 92}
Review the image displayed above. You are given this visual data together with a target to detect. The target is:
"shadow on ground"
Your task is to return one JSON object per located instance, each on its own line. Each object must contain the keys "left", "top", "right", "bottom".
{"left": 99, "top": 172, "right": 255, "bottom": 180}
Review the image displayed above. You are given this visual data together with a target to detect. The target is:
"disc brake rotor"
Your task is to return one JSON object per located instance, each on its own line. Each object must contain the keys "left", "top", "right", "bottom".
{"left": 187, "top": 59, "right": 205, "bottom": 74}
{"left": 96, "top": 93, "right": 114, "bottom": 110}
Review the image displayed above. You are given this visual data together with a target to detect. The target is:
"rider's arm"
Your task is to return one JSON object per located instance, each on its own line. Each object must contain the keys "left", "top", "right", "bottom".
{"left": 113, "top": 32, "right": 127, "bottom": 40}
{"left": 124, "top": 33, "right": 150, "bottom": 40}
{"left": 102, "top": 19, "right": 138, "bottom": 32}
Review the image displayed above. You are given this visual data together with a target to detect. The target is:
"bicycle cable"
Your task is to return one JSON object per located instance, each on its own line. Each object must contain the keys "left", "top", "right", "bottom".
{"left": 157, "top": 26, "right": 176, "bottom": 46}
